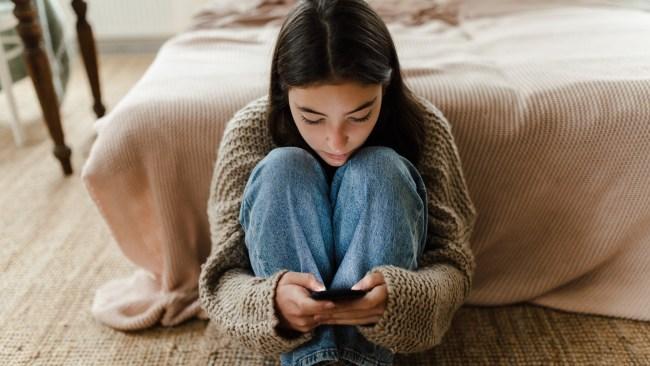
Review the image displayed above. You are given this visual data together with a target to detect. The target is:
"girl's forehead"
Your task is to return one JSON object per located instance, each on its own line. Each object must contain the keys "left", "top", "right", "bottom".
{"left": 289, "top": 81, "right": 381, "bottom": 95}
{"left": 288, "top": 83, "right": 382, "bottom": 116}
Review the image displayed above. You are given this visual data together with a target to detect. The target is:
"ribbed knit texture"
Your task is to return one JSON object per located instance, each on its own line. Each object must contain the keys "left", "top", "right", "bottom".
{"left": 82, "top": 4, "right": 650, "bottom": 332}
{"left": 197, "top": 95, "right": 477, "bottom": 355}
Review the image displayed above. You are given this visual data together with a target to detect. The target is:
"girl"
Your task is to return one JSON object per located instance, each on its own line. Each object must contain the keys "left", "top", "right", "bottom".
{"left": 199, "top": 0, "right": 477, "bottom": 365}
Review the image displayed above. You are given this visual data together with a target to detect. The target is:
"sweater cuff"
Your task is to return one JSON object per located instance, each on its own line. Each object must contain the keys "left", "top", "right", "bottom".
{"left": 355, "top": 263, "right": 468, "bottom": 354}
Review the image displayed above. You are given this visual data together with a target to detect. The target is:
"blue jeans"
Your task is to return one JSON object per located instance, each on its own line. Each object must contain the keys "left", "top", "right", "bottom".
{"left": 239, "top": 146, "right": 428, "bottom": 366}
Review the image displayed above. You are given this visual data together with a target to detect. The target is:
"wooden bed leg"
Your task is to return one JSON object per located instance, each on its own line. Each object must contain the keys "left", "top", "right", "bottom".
{"left": 71, "top": 0, "right": 105, "bottom": 118}
{"left": 11, "top": 0, "right": 72, "bottom": 176}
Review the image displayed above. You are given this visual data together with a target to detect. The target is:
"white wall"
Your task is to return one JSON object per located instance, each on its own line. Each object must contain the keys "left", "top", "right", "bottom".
{"left": 85, "top": 0, "right": 209, "bottom": 40}
{"left": 55, "top": 0, "right": 210, "bottom": 52}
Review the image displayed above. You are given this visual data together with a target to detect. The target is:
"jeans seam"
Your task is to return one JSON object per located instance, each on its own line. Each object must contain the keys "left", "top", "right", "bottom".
{"left": 415, "top": 204, "right": 427, "bottom": 266}
{"left": 239, "top": 194, "right": 251, "bottom": 227}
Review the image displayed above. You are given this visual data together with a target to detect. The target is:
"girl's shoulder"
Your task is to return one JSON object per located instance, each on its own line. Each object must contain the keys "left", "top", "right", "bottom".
{"left": 226, "top": 95, "right": 270, "bottom": 130}
{"left": 218, "top": 95, "right": 274, "bottom": 157}
{"left": 221, "top": 95, "right": 273, "bottom": 144}
{"left": 413, "top": 94, "right": 454, "bottom": 137}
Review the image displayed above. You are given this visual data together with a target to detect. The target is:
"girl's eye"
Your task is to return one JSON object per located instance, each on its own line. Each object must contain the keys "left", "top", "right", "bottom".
{"left": 301, "top": 111, "right": 371, "bottom": 125}
{"left": 350, "top": 111, "right": 372, "bottom": 123}
{"left": 301, "top": 116, "right": 322, "bottom": 125}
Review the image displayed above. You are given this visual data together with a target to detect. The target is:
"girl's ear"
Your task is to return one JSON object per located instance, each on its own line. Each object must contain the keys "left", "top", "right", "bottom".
{"left": 382, "top": 83, "right": 388, "bottom": 95}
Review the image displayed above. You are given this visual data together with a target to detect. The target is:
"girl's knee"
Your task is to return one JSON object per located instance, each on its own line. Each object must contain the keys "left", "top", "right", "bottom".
{"left": 255, "top": 147, "right": 321, "bottom": 180}
{"left": 265, "top": 146, "right": 315, "bottom": 165}
{"left": 242, "top": 147, "right": 328, "bottom": 209}
{"left": 352, "top": 146, "right": 400, "bottom": 163}
{"left": 342, "top": 146, "right": 427, "bottom": 216}
{"left": 347, "top": 146, "right": 410, "bottom": 183}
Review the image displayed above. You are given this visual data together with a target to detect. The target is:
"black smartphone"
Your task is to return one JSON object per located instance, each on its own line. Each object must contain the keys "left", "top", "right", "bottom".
{"left": 310, "top": 288, "right": 368, "bottom": 301}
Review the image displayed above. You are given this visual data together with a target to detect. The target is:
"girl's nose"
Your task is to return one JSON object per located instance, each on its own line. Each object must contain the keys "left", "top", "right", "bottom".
{"left": 328, "top": 126, "right": 348, "bottom": 153}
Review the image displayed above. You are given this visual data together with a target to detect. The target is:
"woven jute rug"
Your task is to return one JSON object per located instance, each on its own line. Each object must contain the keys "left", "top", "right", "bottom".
{"left": 204, "top": 304, "right": 650, "bottom": 365}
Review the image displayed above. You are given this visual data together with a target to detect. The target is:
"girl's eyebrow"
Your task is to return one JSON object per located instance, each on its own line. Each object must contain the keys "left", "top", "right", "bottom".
{"left": 297, "top": 97, "right": 377, "bottom": 117}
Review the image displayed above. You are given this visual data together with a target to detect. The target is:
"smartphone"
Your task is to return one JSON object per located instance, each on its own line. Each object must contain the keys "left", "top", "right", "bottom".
{"left": 310, "top": 288, "right": 368, "bottom": 301}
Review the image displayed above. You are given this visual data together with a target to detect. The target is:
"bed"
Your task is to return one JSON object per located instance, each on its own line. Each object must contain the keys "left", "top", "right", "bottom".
{"left": 81, "top": 0, "right": 650, "bottom": 331}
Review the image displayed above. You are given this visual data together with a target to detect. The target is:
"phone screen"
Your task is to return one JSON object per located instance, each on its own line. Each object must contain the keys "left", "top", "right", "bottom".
{"left": 310, "top": 288, "right": 368, "bottom": 301}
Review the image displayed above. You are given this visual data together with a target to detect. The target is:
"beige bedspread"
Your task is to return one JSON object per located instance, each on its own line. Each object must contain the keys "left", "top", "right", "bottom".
{"left": 82, "top": 4, "right": 650, "bottom": 330}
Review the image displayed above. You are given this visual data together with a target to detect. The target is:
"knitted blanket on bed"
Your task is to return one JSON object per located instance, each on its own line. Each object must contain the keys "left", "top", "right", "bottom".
{"left": 81, "top": 4, "right": 650, "bottom": 332}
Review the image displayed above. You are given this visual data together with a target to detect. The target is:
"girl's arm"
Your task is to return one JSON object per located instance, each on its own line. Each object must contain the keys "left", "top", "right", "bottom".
{"left": 355, "top": 98, "right": 478, "bottom": 353}
{"left": 198, "top": 96, "right": 314, "bottom": 355}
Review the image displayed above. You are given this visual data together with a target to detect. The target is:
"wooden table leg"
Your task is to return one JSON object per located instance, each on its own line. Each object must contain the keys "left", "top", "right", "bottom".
{"left": 71, "top": 0, "right": 105, "bottom": 118}
{"left": 11, "top": 0, "right": 72, "bottom": 175}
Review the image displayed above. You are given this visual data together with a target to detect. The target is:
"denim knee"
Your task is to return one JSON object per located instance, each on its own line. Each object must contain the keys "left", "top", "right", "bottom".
{"left": 263, "top": 146, "right": 317, "bottom": 169}
{"left": 249, "top": 146, "right": 325, "bottom": 184}
{"left": 347, "top": 146, "right": 416, "bottom": 187}
{"left": 338, "top": 146, "right": 428, "bottom": 267}
{"left": 350, "top": 146, "right": 400, "bottom": 163}
{"left": 241, "top": 147, "right": 327, "bottom": 220}
{"left": 345, "top": 146, "right": 427, "bottom": 221}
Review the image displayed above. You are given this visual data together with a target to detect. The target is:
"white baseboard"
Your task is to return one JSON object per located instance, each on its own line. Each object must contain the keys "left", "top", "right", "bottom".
{"left": 96, "top": 38, "right": 169, "bottom": 54}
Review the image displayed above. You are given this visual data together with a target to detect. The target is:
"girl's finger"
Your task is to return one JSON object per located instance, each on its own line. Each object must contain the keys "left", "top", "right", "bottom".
{"left": 351, "top": 272, "right": 384, "bottom": 291}
{"left": 328, "top": 284, "right": 387, "bottom": 313}
{"left": 289, "top": 315, "right": 320, "bottom": 330}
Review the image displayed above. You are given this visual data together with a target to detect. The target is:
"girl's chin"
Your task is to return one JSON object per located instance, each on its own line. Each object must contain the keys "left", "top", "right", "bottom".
{"left": 321, "top": 151, "right": 351, "bottom": 165}
{"left": 321, "top": 155, "right": 348, "bottom": 166}
{"left": 325, "top": 159, "right": 347, "bottom": 167}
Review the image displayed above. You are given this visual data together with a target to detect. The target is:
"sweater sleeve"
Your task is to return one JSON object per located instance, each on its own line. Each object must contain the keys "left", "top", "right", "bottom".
{"left": 355, "top": 99, "right": 478, "bottom": 353}
{"left": 198, "top": 96, "right": 314, "bottom": 356}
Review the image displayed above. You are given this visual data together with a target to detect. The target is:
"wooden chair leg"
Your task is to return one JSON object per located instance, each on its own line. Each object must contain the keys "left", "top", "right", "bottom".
{"left": 71, "top": 0, "right": 105, "bottom": 118}
{"left": 11, "top": 0, "right": 72, "bottom": 176}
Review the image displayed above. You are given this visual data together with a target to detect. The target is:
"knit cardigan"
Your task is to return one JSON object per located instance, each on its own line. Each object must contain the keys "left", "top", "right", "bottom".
{"left": 198, "top": 94, "right": 477, "bottom": 355}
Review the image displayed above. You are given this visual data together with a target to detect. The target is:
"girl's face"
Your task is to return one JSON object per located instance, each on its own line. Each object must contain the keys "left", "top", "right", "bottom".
{"left": 288, "top": 81, "right": 382, "bottom": 167}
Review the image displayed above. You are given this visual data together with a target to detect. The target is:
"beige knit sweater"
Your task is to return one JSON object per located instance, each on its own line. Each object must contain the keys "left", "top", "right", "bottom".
{"left": 198, "top": 94, "right": 477, "bottom": 355}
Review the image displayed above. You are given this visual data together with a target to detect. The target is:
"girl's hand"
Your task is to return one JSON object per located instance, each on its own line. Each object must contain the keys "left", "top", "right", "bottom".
{"left": 315, "top": 272, "right": 387, "bottom": 326}
{"left": 274, "top": 271, "right": 337, "bottom": 334}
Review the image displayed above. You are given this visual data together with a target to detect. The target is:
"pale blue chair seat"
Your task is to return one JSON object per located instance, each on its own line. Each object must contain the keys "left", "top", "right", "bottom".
{"left": 0, "top": 0, "right": 71, "bottom": 146}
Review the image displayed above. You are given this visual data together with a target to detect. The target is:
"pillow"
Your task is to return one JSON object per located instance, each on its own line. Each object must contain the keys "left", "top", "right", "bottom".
{"left": 191, "top": 0, "right": 295, "bottom": 29}
{"left": 460, "top": 0, "right": 650, "bottom": 19}
{"left": 191, "top": 0, "right": 461, "bottom": 30}
{"left": 365, "top": 0, "right": 462, "bottom": 25}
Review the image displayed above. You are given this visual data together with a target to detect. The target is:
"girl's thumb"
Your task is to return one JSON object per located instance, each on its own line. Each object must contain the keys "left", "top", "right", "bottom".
{"left": 309, "top": 274, "right": 326, "bottom": 291}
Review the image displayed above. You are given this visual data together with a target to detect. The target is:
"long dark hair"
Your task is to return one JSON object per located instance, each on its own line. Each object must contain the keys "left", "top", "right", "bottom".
{"left": 267, "top": 0, "right": 426, "bottom": 166}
